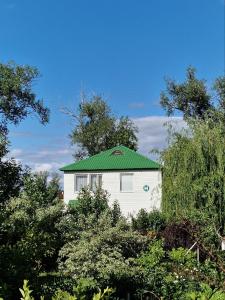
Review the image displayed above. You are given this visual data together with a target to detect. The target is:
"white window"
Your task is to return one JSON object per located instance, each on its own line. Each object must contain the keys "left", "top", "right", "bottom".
{"left": 120, "top": 173, "right": 133, "bottom": 192}
{"left": 90, "top": 174, "right": 102, "bottom": 191}
{"left": 75, "top": 174, "right": 88, "bottom": 192}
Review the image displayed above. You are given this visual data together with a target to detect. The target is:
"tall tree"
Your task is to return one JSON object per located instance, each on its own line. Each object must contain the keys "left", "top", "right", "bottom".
{"left": 0, "top": 61, "right": 50, "bottom": 202}
{"left": 161, "top": 113, "right": 225, "bottom": 230}
{"left": 160, "top": 66, "right": 225, "bottom": 120}
{"left": 69, "top": 95, "right": 138, "bottom": 159}
{"left": 0, "top": 61, "right": 49, "bottom": 136}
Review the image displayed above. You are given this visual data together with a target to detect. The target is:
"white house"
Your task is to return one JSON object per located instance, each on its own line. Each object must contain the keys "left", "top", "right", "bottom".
{"left": 60, "top": 145, "right": 162, "bottom": 216}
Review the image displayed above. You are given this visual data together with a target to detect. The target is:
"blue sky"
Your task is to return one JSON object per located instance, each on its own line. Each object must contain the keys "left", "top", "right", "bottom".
{"left": 0, "top": 0, "right": 224, "bottom": 173}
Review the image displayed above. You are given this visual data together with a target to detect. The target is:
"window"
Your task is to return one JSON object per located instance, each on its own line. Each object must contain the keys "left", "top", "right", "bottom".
{"left": 75, "top": 175, "right": 88, "bottom": 192}
{"left": 111, "top": 150, "right": 123, "bottom": 156}
{"left": 120, "top": 173, "right": 133, "bottom": 192}
{"left": 90, "top": 174, "right": 102, "bottom": 191}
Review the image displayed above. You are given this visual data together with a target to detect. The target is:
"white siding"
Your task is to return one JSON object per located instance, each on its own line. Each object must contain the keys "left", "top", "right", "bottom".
{"left": 63, "top": 170, "right": 162, "bottom": 216}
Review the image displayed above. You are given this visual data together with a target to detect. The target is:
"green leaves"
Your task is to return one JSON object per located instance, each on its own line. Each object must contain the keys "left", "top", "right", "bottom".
{"left": 0, "top": 61, "right": 49, "bottom": 205}
{"left": 58, "top": 222, "right": 148, "bottom": 293}
{"left": 160, "top": 66, "right": 212, "bottom": 120}
{"left": 19, "top": 280, "right": 34, "bottom": 300}
{"left": 0, "top": 61, "right": 49, "bottom": 135}
{"left": 161, "top": 115, "right": 225, "bottom": 230}
{"left": 0, "top": 173, "right": 64, "bottom": 299}
{"left": 69, "top": 95, "right": 138, "bottom": 159}
{"left": 16, "top": 280, "right": 114, "bottom": 300}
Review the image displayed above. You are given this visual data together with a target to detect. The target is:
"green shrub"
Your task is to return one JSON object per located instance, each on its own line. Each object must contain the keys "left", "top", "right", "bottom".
{"left": 17, "top": 280, "right": 114, "bottom": 300}
{"left": 132, "top": 209, "right": 165, "bottom": 233}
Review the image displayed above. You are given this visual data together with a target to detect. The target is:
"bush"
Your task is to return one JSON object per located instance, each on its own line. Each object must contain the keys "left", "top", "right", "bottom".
{"left": 132, "top": 209, "right": 165, "bottom": 233}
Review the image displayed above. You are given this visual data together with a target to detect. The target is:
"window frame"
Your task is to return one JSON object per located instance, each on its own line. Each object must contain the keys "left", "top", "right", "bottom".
{"left": 90, "top": 173, "right": 103, "bottom": 191}
{"left": 74, "top": 174, "right": 88, "bottom": 192}
{"left": 120, "top": 173, "right": 133, "bottom": 193}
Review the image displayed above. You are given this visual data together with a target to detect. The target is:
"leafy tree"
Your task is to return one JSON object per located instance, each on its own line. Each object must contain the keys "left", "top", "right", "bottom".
{"left": 161, "top": 113, "right": 225, "bottom": 231}
{"left": 73, "top": 188, "right": 109, "bottom": 218}
{"left": 0, "top": 157, "right": 28, "bottom": 202}
{"left": 0, "top": 61, "right": 50, "bottom": 203}
{"left": 131, "top": 209, "right": 149, "bottom": 233}
{"left": 109, "top": 200, "right": 122, "bottom": 226}
{"left": 0, "top": 135, "right": 28, "bottom": 203}
{"left": 68, "top": 95, "right": 138, "bottom": 159}
{"left": 57, "top": 188, "right": 125, "bottom": 244}
{"left": 0, "top": 61, "right": 49, "bottom": 136}
{"left": 160, "top": 67, "right": 225, "bottom": 120}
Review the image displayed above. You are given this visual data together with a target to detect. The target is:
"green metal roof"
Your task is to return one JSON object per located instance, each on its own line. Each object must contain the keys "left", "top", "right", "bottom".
{"left": 60, "top": 146, "right": 160, "bottom": 172}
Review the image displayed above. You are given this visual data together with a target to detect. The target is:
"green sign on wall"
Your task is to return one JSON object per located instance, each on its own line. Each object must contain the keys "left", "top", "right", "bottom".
{"left": 143, "top": 185, "right": 149, "bottom": 192}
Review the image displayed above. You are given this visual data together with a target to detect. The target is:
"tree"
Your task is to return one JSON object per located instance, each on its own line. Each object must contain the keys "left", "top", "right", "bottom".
{"left": 0, "top": 61, "right": 49, "bottom": 136}
{"left": 160, "top": 66, "right": 225, "bottom": 120}
{"left": 161, "top": 113, "right": 225, "bottom": 230}
{"left": 0, "top": 61, "right": 50, "bottom": 203}
{"left": 68, "top": 95, "right": 138, "bottom": 159}
{"left": 73, "top": 188, "right": 109, "bottom": 218}
{"left": 0, "top": 158, "right": 28, "bottom": 202}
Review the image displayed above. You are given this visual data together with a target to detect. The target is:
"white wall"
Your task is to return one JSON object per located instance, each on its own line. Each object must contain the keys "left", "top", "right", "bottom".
{"left": 63, "top": 170, "right": 162, "bottom": 216}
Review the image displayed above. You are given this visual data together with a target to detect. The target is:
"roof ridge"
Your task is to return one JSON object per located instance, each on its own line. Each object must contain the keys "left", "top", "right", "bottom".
{"left": 117, "top": 145, "right": 159, "bottom": 164}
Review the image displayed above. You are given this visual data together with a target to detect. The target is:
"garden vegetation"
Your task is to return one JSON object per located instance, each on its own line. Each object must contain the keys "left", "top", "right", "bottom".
{"left": 1, "top": 62, "right": 225, "bottom": 299}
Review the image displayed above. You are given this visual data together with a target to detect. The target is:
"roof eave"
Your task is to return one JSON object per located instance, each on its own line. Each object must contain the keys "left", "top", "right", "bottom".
{"left": 61, "top": 167, "right": 161, "bottom": 172}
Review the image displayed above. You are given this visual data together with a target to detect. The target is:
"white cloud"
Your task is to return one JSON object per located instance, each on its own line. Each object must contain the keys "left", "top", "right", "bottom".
{"left": 10, "top": 148, "right": 24, "bottom": 157}
{"left": 33, "top": 163, "right": 54, "bottom": 173}
{"left": 8, "top": 146, "right": 74, "bottom": 175}
{"left": 133, "top": 116, "right": 186, "bottom": 155}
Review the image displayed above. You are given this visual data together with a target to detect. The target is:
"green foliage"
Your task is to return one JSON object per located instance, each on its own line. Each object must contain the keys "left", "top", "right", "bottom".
{"left": 138, "top": 240, "right": 198, "bottom": 300}
{"left": 161, "top": 114, "right": 225, "bottom": 230}
{"left": 0, "top": 133, "right": 26, "bottom": 204}
{"left": 137, "top": 237, "right": 225, "bottom": 300}
{"left": 92, "top": 287, "right": 114, "bottom": 300}
{"left": 160, "top": 66, "right": 225, "bottom": 120}
{"left": 20, "top": 280, "right": 34, "bottom": 300}
{"left": 132, "top": 209, "right": 165, "bottom": 233}
{"left": 58, "top": 221, "right": 148, "bottom": 296}
{"left": 73, "top": 278, "right": 96, "bottom": 299}
{"left": 0, "top": 173, "right": 63, "bottom": 299}
{"left": 74, "top": 187, "right": 109, "bottom": 218}
{"left": 2, "top": 64, "right": 225, "bottom": 300}
{"left": 0, "top": 158, "right": 28, "bottom": 203}
{"left": 52, "top": 290, "right": 76, "bottom": 300}
{"left": 17, "top": 280, "right": 114, "bottom": 300}
{"left": 69, "top": 95, "right": 138, "bottom": 159}
{"left": 0, "top": 61, "right": 49, "bottom": 205}
{"left": 23, "top": 172, "right": 61, "bottom": 207}
{"left": 57, "top": 187, "right": 127, "bottom": 246}
{"left": 185, "top": 283, "right": 225, "bottom": 300}
{"left": 138, "top": 239, "right": 165, "bottom": 268}
{"left": 109, "top": 201, "right": 122, "bottom": 226}
{"left": 0, "top": 61, "right": 49, "bottom": 136}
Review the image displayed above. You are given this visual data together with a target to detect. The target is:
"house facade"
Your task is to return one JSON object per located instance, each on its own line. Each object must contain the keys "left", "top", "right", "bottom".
{"left": 60, "top": 146, "right": 162, "bottom": 216}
